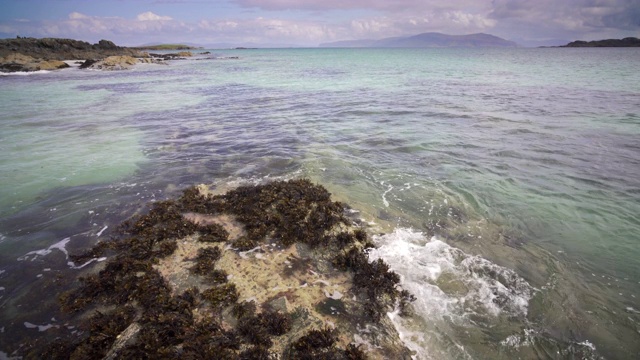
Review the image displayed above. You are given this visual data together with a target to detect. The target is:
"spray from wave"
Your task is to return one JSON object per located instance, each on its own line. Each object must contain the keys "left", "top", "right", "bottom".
{"left": 368, "top": 228, "right": 535, "bottom": 359}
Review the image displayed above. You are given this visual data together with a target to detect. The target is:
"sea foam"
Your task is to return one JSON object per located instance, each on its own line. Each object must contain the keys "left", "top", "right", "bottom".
{"left": 0, "top": 70, "right": 51, "bottom": 76}
{"left": 17, "top": 237, "right": 106, "bottom": 269}
{"left": 368, "top": 228, "right": 534, "bottom": 359}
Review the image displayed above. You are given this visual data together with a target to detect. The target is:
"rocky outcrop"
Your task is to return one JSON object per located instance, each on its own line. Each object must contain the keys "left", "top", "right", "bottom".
{"left": 83, "top": 55, "right": 138, "bottom": 70}
{"left": 0, "top": 38, "right": 199, "bottom": 72}
{"left": 0, "top": 37, "right": 144, "bottom": 60}
{"left": 79, "top": 55, "right": 165, "bottom": 70}
{"left": 0, "top": 53, "right": 69, "bottom": 72}
{"left": 148, "top": 51, "right": 193, "bottom": 61}
{"left": 0, "top": 37, "right": 151, "bottom": 72}
{"left": 25, "top": 180, "right": 414, "bottom": 359}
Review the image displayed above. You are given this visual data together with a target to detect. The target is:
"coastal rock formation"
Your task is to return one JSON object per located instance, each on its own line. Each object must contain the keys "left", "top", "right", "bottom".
{"left": 0, "top": 53, "right": 69, "bottom": 72}
{"left": 0, "top": 37, "right": 154, "bottom": 72}
{"left": 82, "top": 55, "right": 138, "bottom": 70}
{"left": 79, "top": 55, "right": 166, "bottom": 70}
{"left": 0, "top": 37, "right": 144, "bottom": 60}
{"left": 26, "top": 180, "right": 414, "bottom": 359}
{"left": 148, "top": 51, "right": 194, "bottom": 61}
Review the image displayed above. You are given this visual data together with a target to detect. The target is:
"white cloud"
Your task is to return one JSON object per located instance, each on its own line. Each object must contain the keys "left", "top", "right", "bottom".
{"left": 68, "top": 12, "right": 90, "bottom": 20}
{"left": 136, "top": 12, "right": 173, "bottom": 21}
{"left": 0, "top": 1, "right": 637, "bottom": 47}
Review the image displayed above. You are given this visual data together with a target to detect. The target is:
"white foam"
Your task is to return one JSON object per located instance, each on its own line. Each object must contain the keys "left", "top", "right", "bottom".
{"left": 381, "top": 182, "right": 393, "bottom": 207}
{"left": 18, "top": 238, "right": 71, "bottom": 262}
{"left": 17, "top": 238, "right": 106, "bottom": 269}
{"left": 96, "top": 225, "right": 108, "bottom": 237}
{"left": 578, "top": 340, "right": 596, "bottom": 351}
{"left": 0, "top": 70, "right": 51, "bottom": 76}
{"left": 24, "top": 321, "right": 58, "bottom": 332}
{"left": 370, "top": 228, "right": 533, "bottom": 320}
{"left": 72, "top": 257, "right": 107, "bottom": 269}
{"left": 368, "top": 228, "right": 534, "bottom": 359}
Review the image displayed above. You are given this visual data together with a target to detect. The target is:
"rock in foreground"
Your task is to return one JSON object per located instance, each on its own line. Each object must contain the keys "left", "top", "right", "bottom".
{"left": 25, "top": 179, "right": 414, "bottom": 359}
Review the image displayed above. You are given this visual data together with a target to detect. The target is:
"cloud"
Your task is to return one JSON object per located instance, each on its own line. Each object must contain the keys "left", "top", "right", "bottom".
{"left": 232, "top": 0, "right": 494, "bottom": 12}
{"left": 0, "top": 12, "right": 191, "bottom": 45}
{"left": 136, "top": 12, "right": 173, "bottom": 21}
{"left": 68, "top": 12, "right": 90, "bottom": 20}
{"left": 0, "top": 1, "right": 637, "bottom": 47}
{"left": 489, "top": 0, "right": 640, "bottom": 31}
{"left": 233, "top": 0, "right": 418, "bottom": 11}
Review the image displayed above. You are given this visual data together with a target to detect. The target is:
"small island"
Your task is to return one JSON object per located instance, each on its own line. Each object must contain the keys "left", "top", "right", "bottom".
{"left": 131, "top": 44, "right": 201, "bottom": 51}
{"left": 562, "top": 37, "right": 640, "bottom": 47}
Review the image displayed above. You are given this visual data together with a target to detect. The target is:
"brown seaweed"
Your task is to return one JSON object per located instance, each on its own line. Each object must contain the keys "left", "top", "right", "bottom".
{"left": 190, "top": 246, "right": 222, "bottom": 275}
{"left": 202, "top": 283, "right": 239, "bottom": 310}
{"left": 197, "top": 222, "right": 229, "bottom": 243}
{"left": 285, "top": 327, "right": 367, "bottom": 360}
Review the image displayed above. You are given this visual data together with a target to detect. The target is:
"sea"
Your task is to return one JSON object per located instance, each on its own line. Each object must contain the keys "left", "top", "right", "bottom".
{"left": 0, "top": 47, "right": 639, "bottom": 359}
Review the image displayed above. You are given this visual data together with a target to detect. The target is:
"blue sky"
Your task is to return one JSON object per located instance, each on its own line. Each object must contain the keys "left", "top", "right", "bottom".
{"left": 0, "top": 0, "right": 638, "bottom": 47}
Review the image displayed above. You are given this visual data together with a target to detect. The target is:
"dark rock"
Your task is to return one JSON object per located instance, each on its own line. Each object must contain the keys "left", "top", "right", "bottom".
{"left": 97, "top": 39, "right": 117, "bottom": 49}
{"left": 0, "top": 52, "right": 69, "bottom": 72}
{"left": 79, "top": 59, "right": 99, "bottom": 69}
{"left": 0, "top": 37, "right": 145, "bottom": 61}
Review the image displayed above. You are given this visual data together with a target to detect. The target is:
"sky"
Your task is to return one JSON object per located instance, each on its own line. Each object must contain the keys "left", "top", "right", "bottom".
{"left": 0, "top": 0, "right": 638, "bottom": 47}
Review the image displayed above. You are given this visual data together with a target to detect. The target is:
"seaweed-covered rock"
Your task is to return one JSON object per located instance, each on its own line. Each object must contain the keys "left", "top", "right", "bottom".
{"left": 26, "top": 179, "right": 414, "bottom": 359}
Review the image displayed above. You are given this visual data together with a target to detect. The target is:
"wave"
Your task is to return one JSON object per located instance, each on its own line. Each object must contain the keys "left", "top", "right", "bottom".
{"left": 0, "top": 70, "right": 51, "bottom": 76}
{"left": 369, "top": 228, "right": 535, "bottom": 359}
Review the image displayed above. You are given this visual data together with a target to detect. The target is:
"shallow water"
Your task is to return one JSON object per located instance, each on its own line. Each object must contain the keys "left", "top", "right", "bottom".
{"left": 1, "top": 48, "right": 639, "bottom": 359}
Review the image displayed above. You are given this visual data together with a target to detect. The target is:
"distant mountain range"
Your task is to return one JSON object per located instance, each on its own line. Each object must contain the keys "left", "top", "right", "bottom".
{"left": 319, "top": 32, "right": 518, "bottom": 48}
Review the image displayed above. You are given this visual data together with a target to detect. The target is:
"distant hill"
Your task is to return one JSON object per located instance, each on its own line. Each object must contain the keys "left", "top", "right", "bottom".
{"left": 132, "top": 44, "right": 200, "bottom": 50}
{"left": 320, "top": 32, "right": 518, "bottom": 48}
{"left": 562, "top": 37, "right": 640, "bottom": 47}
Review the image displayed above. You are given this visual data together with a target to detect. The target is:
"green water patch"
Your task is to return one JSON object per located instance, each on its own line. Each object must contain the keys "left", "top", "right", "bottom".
{"left": 0, "top": 124, "right": 144, "bottom": 217}
{"left": 0, "top": 66, "right": 215, "bottom": 218}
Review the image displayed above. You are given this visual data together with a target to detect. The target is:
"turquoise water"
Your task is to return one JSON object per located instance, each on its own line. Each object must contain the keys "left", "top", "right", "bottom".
{"left": 0, "top": 48, "right": 639, "bottom": 359}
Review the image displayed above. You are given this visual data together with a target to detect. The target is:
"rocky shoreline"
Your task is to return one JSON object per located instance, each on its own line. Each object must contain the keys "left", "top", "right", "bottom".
{"left": 0, "top": 37, "right": 186, "bottom": 73}
{"left": 22, "top": 179, "right": 415, "bottom": 359}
